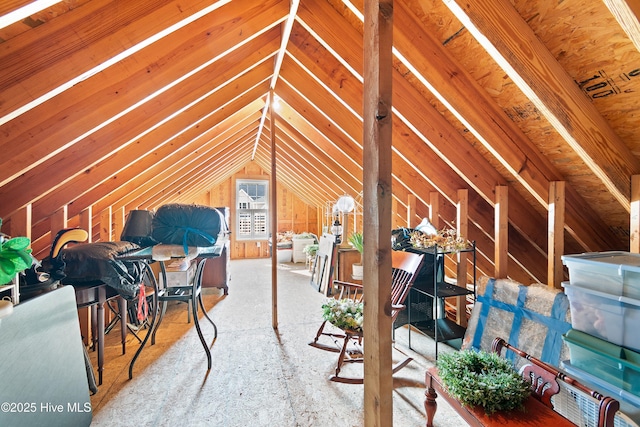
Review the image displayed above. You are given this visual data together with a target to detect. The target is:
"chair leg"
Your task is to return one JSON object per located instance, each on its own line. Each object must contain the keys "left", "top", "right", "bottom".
{"left": 191, "top": 291, "right": 212, "bottom": 370}
{"left": 334, "top": 335, "right": 350, "bottom": 377}
{"left": 309, "top": 320, "right": 328, "bottom": 346}
{"left": 198, "top": 292, "right": 217, "bottom": 339}
{"left": 151, "top": 299, "right": 169, "bottom": 346}
{"left": 329, "top": 333, "right": 365, "bottom": 384}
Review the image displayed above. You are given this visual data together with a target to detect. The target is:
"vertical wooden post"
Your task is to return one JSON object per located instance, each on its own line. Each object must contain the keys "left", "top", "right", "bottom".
{"left": 406, "top": 194, "right": 416, "bottom": 227}
{"left": 548, "top": 181, "right": 565, "bottom": 289}
{"left": 10, "top": 204, "right": 32, "bottom": 241}
{"left": 113, "top": 206, "right": 125, "bottom": 242}
{"left": 494, "top": 186, "right": 509, "bottom": 278}
{"left": 79, "top": 207, "right": 93, "bottom": 243}
{"left": 363, "top": 1, "right": 393, "bottom": 425}
{"left": 631, "top": 175, "right": 640, "bottom": 253}
{"left": 429, "top": 191, "right": 440, "bottom": 228}
{"left": 317, "top": 206, "right": 324, "bottom": 237}
{"left": 51, "top": 205, "right": 68, "bottom": 237}
{"left": 392, "top": 197, "right": 398, "bottom": 228}
{"left": 456, "top": 189, "right": 468, "bottom": 327}
{"left": 270, "top": 91, "right": 278, "bottom": 330}
{"left": 100, "top": 207, "right": 112, "bottom": 242}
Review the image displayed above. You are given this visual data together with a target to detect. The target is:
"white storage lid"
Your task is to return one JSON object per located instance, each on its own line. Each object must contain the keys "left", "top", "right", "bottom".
{"left": 562, "top": 251, "right": 640, "bottom": 273}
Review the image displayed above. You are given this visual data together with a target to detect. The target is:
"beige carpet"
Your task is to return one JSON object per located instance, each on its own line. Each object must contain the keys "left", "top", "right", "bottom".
{"left": 87, "top": 258, "right": 467, "bottom": 426}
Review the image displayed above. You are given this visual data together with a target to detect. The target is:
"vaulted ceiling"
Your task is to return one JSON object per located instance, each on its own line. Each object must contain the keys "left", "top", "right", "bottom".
{"left": 1, "top": 0, "right": 639, "bottom": 285}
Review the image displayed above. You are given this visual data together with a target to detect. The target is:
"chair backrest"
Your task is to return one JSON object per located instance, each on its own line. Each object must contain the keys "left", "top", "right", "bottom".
{"left": 390, "top": 250, "right": 424, "bottom": 321}
{"left": 491, "top": 337, "right": 620, "bottom": 427}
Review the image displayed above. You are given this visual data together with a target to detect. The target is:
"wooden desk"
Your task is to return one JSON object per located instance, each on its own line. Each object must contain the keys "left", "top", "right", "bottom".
{"left": 425, "top": 367, "right": 575, "bottom": 427}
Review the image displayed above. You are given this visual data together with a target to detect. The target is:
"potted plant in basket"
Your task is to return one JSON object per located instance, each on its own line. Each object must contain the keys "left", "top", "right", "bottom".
{"left": 348, "top": 232, "right": 363, "bottom": 280}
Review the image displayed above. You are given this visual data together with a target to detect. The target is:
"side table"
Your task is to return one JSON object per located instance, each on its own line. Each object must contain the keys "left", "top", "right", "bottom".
{"left": 425, "top": 367, "right": 575, "bottom": 427}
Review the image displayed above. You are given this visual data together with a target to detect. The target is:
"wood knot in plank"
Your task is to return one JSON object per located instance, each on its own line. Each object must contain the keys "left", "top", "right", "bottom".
{"left": 376, "top": 101, "right": 389, "bottom": 121}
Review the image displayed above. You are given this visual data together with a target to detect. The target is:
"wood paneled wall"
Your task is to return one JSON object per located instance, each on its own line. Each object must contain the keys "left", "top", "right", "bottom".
{"left": 206, "top": 162, "right": 318, "bottom": 260}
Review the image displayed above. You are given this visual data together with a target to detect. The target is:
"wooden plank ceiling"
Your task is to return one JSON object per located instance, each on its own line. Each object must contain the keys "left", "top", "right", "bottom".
{"left": 1, "top": 0, "right": 639, "bottom": 285}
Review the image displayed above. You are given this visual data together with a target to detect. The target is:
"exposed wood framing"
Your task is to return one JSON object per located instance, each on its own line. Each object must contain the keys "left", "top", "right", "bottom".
{"left": 548, "top": 181, "right": 565, "bottom": 289}
{"left": 270, "top": 90, "right": 279, "bottom": 330}
{"left": 445, "top": 0, "right": 640, "bottom": 212}
{"left": 632, "top": 175, "right": 640, "bottom": 253}
{"left": 362, "top": 1, "right": 394, "bottom": 425}
{"left": 456, "top": 189, "right": 468, "bottom": 326}
{"left": 99, "top": 207, "right": 111, "bottom": 242}
{"left": 9, "top": 204, "right": 31, "bottom": 241}
{"left": 494, "top": 186, "right": 508, "bottom": 278}
{"left": 79, "top": 207, "right": 93, "bottom": 243}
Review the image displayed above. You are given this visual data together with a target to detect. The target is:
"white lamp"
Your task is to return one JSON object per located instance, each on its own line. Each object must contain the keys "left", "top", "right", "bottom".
{"left": 335, "top": 195, "right": 356, "bottom": 247}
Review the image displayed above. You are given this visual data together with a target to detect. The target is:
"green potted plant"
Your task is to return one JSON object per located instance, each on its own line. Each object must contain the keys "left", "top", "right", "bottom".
{"left": 348, "top": 232, "right": 363, "bottom": 280}
{"left": 0, "top": 218, "right": 32, "bottom": 285}
{"left": 303, "top": 243, "right": 319, "bottom": 258}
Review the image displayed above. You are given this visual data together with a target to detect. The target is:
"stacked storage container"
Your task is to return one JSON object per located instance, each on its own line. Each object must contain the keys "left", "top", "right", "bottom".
{"left": 561, "top": 252, "right": 640, "bottom": 406}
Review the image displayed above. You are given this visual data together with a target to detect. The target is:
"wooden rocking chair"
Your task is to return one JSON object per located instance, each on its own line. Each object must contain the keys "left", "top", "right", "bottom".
{"left": 309, "top": 250, "right": 424, "bottom": 383}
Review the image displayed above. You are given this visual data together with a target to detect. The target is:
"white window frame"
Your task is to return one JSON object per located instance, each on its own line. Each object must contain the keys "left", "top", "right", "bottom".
{"left": 236, "top": 179, "right": 269, "bottom": 240}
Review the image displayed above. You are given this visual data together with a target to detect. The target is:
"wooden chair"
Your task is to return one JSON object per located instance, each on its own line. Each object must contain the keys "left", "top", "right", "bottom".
{"left": 491, "top": 337, "right": 620, "bottom": 427}
{"left": 309, "top": 250, "right": 424, "bottom": 383}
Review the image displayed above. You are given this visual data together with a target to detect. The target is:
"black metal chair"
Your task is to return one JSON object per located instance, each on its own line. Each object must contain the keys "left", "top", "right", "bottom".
{"left": 151, "top": 257, "right": 217, "bottom": 368}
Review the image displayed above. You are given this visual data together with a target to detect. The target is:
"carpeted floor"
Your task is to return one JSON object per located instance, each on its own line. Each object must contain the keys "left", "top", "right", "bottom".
{"left": 87, "top": 258, "right": 467, "bottom": 426}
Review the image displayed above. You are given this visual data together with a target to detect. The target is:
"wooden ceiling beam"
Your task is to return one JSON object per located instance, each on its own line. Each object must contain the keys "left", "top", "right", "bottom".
{"left": 280, "top": 50, "right": 363, "bottom": 144}
{"left": 149, "top": 136, "right": 256, "bottom": 208}
{"left": 252, "top": 0, "right": 299, "bottom": 157}
{"left": 21, "top": 39, "right": 278, "bottom": 224}
{"left": 127, "top": 122, "right": 263, "bottom": 209}
{"left": 391, "top": 0, "right": 622, "bottom": 251}
{"left": 276, "top": 116, "right": 361, "bottom": 195}
{"left": 67, "top": 92, "right": 267, "bottom": 221}
{"left": 602, "top": 0, "right": 640, "bottom": 53}
{"left": 445, "top": 0, "right": 640, "bottom": 211}
{"left": 1, "top": 0, "right": 254, "bottom": 122}
{"left": 272, "top": 124, "right": 354, "bottom": 203}
{"left": 276, "top": 82, "right": 362, "bottom": 180}
{"left": 0, "top": 0, "right": 287, "bottom": 187}
{"left": 112, "top": 117, "right": 263, "bottom": 211}
{"left": 133, "top": 126, "right": 259, "bottom": 208}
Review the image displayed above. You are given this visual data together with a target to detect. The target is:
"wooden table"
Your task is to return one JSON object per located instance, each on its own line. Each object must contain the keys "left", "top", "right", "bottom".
{"left": 425, "top": 367, "right": 575, "bottom": 427}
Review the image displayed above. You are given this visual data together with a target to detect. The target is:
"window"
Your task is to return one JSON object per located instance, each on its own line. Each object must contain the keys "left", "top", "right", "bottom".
{"left": 236, "top": 179, "right": 269, "bottom": 240}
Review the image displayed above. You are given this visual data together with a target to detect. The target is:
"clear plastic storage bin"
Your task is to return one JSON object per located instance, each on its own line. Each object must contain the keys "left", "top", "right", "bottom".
{"left": 563, "top": 329, "right": 640, "bottom": 398}
{"left": 562, "top": 251, "right": 640, "bottom": 299}
{"left": 563, "top": 282, "right": 640, "bottom": 352}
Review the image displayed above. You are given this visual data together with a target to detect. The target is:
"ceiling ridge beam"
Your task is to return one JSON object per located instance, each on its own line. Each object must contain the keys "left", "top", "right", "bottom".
{"left": 253, "top": 0, "right": 300, "bottom": 159}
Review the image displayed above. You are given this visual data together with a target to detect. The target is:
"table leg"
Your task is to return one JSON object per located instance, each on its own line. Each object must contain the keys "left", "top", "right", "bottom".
{"left": 129, "top": 264, "right": 159, "bottom": 380}
{"left": 97, "top": 286, "right": 106, "bottom": 386}
{"left": 119, "top": 296, "right": 127, "bottom": 355}
{"left": 425, "top": 371, "right": 438, "bottom": 427}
